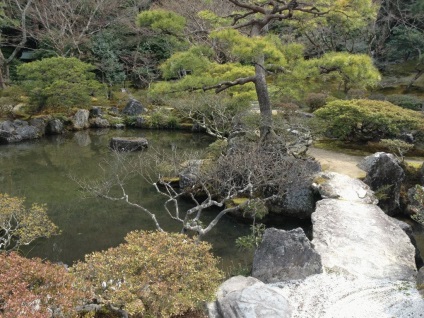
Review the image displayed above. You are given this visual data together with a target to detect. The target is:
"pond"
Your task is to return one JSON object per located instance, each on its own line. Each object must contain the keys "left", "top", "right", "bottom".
{"left": 0, "top": 129, "right": 257, "bottom": 269}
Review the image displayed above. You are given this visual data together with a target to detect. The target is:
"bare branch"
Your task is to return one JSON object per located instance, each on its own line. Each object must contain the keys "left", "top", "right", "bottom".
{"left": 202, "top": 75, "right": 256, "bottom": 93}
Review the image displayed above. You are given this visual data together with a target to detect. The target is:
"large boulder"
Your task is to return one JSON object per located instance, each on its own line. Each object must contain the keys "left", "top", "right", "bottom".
{"left": 178, "top": 159, "right": 204, "bottom": 189}
{"left": 252, "top": 228, "right": 322, "bottom": 283}
{"left": 0, "top": 119, "right": 43, "bottom": 143}
{"left": 109, "top": 137, "right": 148, "bottom": 151}
{"left": 29, "top": 117, "right": 47, "bottom": 136}
{"left": 358, "top": 152, "right": 405, "bottom": 215}
{"left": 46, "top": 119, "right": 64, "bottom": 135}
{"left": 209, "top": 276, "right": 292, "bottom": 318}
{"left": 312, "top": 199, "right": 416, "bottom": 281}
{"left": 273, "top": 273, "right": 424, "bottom": 317}
{"left": 71, "top": 109, "right": 90, "bottom": 130}
{"left": 15, "top": 125, "right": 40, "bottom": 140}
{"left": 312, "top": 171, "right": 377, "bottom": 204}
{"left": 0, "top": 130, "right": 22, "bottom": 144}
{"left": 267, "top": 159, "right": 321, "bottom": 219}
{"left": 89, "top": 117, "right": 110, "bottom": 128}
{"left": 122, "top": 98, "right": 145, "bottom": 116}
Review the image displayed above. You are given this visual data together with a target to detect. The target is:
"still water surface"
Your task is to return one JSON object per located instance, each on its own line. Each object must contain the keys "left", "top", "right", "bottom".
{"left": 0, "top": 129, "right": 254, "bottom": 268}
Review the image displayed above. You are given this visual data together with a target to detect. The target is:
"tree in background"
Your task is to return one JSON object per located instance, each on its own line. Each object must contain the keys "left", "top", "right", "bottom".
{"left": 0, "top": 193, "right": 59, "bottom": 251}
{"left": 146, "top": 0, "right": 380, "bottom": 140}
{"left": 17, "top": 56, "right": 104, "bottom": 110}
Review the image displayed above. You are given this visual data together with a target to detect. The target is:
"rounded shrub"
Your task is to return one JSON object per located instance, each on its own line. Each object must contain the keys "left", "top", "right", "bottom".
{"left": 72, "top": 230, "right": 223, "bottom": 317}
{"left": 314, "top": 99, "right": 424, "bottom": 142}
{"left": 386, "top": 94, "right": 423, "bottom": 111}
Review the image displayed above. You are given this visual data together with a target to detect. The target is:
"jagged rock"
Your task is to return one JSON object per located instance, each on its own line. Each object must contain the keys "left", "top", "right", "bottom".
{"left": 29, "top": 117, "right": 47, "bottom": 136}
{"left": 267, "top": 159, "right": 321, "bottom": 218}
{"left": 89, "top": 117, "right": 110, "bottom": 128}
{"left": 210, "top": 276, "right": 292, "bottom": 318}
{"left": 252, "top": 228, "right": 322, "bottom": 283}
{"left": 312, "top": 171, "right": 377, "bottom": 204}
{"left": 179, "top": 159, "right": 204, "bottom": 189}
{"left": 46, "top": 119, "right": 64, "bottom": 135}
{"left": 312, "top": 199, "right": 416, "bottom": 281}
{"left": 0, "top": 120, "right": 15, "bottom": 132}
{"left": 109, "top": 137, "right": 148, "bottom": 151}
{"left": 71, "top": 109, "right": 90, "bottom": 130}
{"left": 122, "top": 98, "right": 145, "bottom": 116}
{"left": 358, "top": 152, "right": 405, "bottom": 215}
{"left": 273, "top": 273, "right": 424, "bottom": 318}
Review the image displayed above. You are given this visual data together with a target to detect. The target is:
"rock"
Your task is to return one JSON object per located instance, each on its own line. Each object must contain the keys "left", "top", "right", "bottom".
{"left": 391, "top": 218, "right": 424, "bottom": 268}
{"left": 108, "top": 106, "right": 119, "bottom": 115}
{"left": 89, "top": 117, "right": 110, "bottom": 128}
{"left": 273, "top": 273, "right": 424, "bottom": 318}
{"left": 134, "top": 116, "right": 145, "bottom": 128}
{"left": 0, "top": 130, "right": 22, "bottom": 144}
{"left": 0, "top": 120, "right": 14, "bottom": 133}
{"left": 179, "top": 159, "right": 204, "bottom": 189}
{"left": 15, "top": 125, "right": 40, "bottom": 140}
{"left": 109, "top": 137, "right": 148, "bottom": 151}
{"left": 252, "top": 228, "right": 322, "bottom": 283}
{"left": 71, "top": 109, "right": 90, "bottom": 130}
{"left": 358, "top": 152, "right": 405, "bottom": 215}
{"left": 267, "top": 159, "right": 321, "bottom": 218}
{"left": 419, "top": 162, "right": 424, "bottom": 185}
{"left": 46, "top": 119, "right": 64, "bottom": 135}
{"left": 114, "top": 123, "right": 125, "bottom": 129}
{"left": 29, "top": 117, "right": 47, "bottom": 136}
{"left": 417, "top": 267, "right": 424, "bottom": 289}
{"left": 210, "top": 276, "right": 292, "bottom": 318}
{"left": 312, "top": 199, "right": 416, "bottom": 281}
{"left": 13, "top": 119, "right": 28, "bottom": 127}
{"left": 312, "top": 171, "right": 377, "bottom": 204}
{"left": 89, "top": 106, "right": 103, "bottom": 118}
{"left": 122, "top": 98, "right": 145, "bottom": 116}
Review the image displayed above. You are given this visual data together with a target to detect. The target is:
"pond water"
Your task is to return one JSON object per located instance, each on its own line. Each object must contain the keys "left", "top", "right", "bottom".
{"left": 0, "top": 129, "right": 258, "bottom": 269}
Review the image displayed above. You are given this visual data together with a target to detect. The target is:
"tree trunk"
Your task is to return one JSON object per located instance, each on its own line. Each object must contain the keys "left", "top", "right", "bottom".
{"left": 251, "top": 23, "right": 275, "bottom": 141}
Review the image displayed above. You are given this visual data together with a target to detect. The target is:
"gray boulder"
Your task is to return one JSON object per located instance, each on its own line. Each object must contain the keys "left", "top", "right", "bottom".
{"left": 46, "top": 119, "right": 64, "bottom": 135}
{"left": 0, "top": 130, "right": 22, "bottom": 144}
{"left": 29, "top": 117, "right": 47, "bottom": 136}
{"left": 89, "top": 117, "right": 110, "bottom": 128}
{"left": 89, "top": 106, "right": 103, "bottom": 118}
{"left": 122, "top": 98, "right": 145, "bottom": 116}
{"left": 0, "top": 120, "right": 15, "bottom": 132}
{"left": 312, "top": 199, "right": 416, "bottom": 281}
{"left": 312, "top": 171, "right": 377, "bottom": 204}
{"left": 109, "top": 137, "right": 148, "bottom": 151}
{"left": 71, "top": 109, "right": 90, "bottom": 130}
{"left": 267, "top": 159, "right": 321, "bottom": 218}
{"left": 252, "top": 228, "right": 322, "bottom": 283}
{"left": 391, "top": 218, "right": 424, "bottom": 268}
{"left": 358, "top": 152, "right": 405, "bottom": 215}
{"left": 210, "top": 276, "right": 292, "bottom": 318}
{"left": 15, "top": 125, "right": 40, "bottom": 140}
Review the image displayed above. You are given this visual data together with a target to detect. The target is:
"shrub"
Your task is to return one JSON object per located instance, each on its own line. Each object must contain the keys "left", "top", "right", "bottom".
{"left": 72, "top": 230, "right": 223, "bottom": 317}
{"left": 0, "top": 252, "right": 90, "bottom": 318}
{"left": 386, "top": 94, "right": 423, "bottom": 111}
{"left": 305, "top": 93, "right": 327, "bottom": 112}
{"left": 17, "top": 57, "right": 104, "bottom": 110}
{"left": 314, "top": 99, "right": 424, "bottom": 142}
{"left": 0, "top": 193, "right": 59, "bottom": 251}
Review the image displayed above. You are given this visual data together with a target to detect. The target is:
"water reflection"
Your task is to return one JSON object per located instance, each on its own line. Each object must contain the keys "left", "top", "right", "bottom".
{"left": 0, "top": 129, "right": 252, "bottom": 268}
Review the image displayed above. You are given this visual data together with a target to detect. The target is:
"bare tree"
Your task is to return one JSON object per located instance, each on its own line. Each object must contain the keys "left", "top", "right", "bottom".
{"left": 76, "top": 139, "right": 317, "bottom": 240}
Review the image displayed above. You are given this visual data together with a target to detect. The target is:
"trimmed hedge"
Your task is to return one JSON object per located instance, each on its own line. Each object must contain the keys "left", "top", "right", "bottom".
{"left": 314, "top": 99, "right": 424, "bottom": 142}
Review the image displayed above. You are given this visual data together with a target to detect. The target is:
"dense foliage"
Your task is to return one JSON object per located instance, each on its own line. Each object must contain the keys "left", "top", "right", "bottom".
{"left": 0, "top": 193, "right": 59, "bottom": 251}
{"left": 0, "top": 252, "right": 89, "bottom": 318}
{"left": 72, "top": 230, "right": 223, "bottom": 317}
{"left": 17, "top": 57, "right": 103, "bottom": 110}
{"left": 314, "top": 99, "right": 424, "bottom": 142}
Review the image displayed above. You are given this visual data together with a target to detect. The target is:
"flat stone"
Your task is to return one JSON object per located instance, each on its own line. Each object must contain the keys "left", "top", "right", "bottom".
{"left": 109, "top": 137, "right": 148, "bottom": 152}
{"left": 312, "top": 199, "right": 416, "bottom": 281}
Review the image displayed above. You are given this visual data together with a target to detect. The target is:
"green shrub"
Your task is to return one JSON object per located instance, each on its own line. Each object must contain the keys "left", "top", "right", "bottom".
{"left": 386, "top": 94, "right": 423, "bottom": 111}
{"left": 72, "top": 230, "right": 223, "bottom": 317}
{"left": 314, "top": 99, "right": 424, "bottom": 142}
{"left": 17, "top": 57, "right": 104, "bottom": 110}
